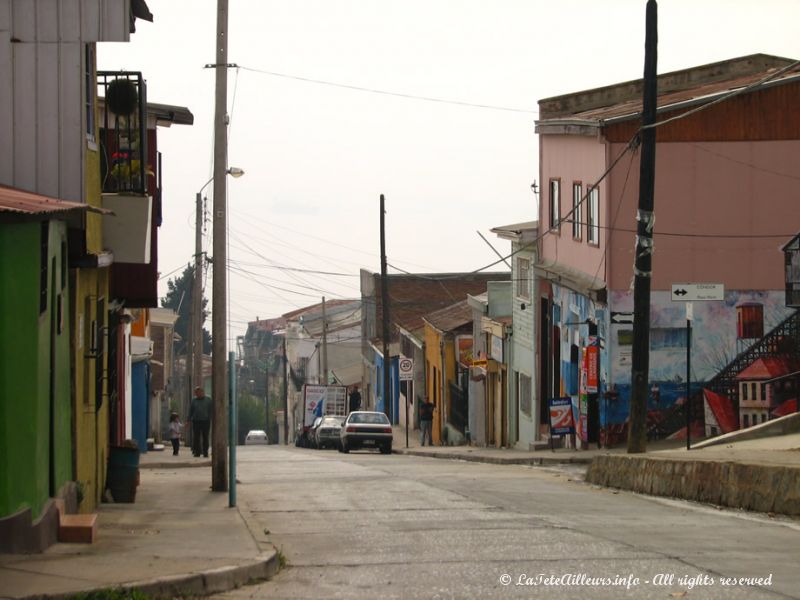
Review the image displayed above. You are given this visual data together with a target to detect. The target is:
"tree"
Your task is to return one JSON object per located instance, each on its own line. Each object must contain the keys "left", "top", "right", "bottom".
{"left": 161, "top": 265, "right": 211, "bottom": 355}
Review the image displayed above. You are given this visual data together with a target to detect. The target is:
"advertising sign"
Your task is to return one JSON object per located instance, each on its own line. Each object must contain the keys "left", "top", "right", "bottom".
{"left": 490, "top": 334, "right": 503, "bottom": 362}
{"left": 585, "top": 345, "right": 599, "bottom": 393}
{"left": 455, "top": 335, "right": 474, "bottom": 368}
{"left": 548, "top": 397, "right": 576, "bottom": 436}
{"left": 302, "top": 385, "right": 347, "bottom": 427}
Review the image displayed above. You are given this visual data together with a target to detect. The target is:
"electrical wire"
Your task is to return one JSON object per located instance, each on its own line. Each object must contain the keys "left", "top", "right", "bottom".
{"left": 239, "top": 65, "right": 538, "bottom": 114}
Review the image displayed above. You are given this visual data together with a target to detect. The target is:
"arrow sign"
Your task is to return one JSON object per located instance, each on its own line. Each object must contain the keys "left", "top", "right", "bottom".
{"left": 610, "top": 312, "right": 634, "bottom": 324}
{"left": 671, "top": 283, "right": 724, "bottom": 302}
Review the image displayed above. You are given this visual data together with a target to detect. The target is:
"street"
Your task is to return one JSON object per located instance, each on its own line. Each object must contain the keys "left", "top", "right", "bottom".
{"left": 214, "top": 446, "right": 799, "bottom": 599}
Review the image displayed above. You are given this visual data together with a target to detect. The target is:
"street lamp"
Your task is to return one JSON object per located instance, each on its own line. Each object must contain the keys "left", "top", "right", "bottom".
{"left": 189, "top": 167, "right": 244, "bottom": 448}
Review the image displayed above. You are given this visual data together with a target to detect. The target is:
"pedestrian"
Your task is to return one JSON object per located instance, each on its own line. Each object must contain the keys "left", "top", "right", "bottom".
{"left": 349, "top": 385, "right": 362, "bottom": 413}
{"left": 168, "top": 412, "right": 183, "bottom": 456}
{"left": 419, "top": 397, "right": 434, "bottom": 446}
{"left": 187, "top": 386, "right": 212, "bottom": 457}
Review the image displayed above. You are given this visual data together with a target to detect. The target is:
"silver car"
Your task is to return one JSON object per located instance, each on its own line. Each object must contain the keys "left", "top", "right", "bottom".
{"left": 315, "top": 416, "right": 345, "bottom": 449}
{"left": 339, "top": 411, "right": 393, "bottom": 454}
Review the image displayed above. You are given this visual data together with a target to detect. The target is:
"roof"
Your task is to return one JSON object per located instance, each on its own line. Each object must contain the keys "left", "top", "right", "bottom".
{"left": 148, "top": 102, "right": 194, "bottom": 126}
{"left": 423, "top": 299, "right": 473, "bottom": 333}
{"left": 736, "top": 357, "right": 798, "bottom": 381}
{"left": 282, "top": 299, "right": 357, "bottom": 321}
{"left": 703, "top": 388, "right": 738, "bottom": 434}
{"left": 490, "top": 220, "right": 538, "bottom": 242}
{"left": 772, "top": 398, "right": 798, "bottom": 418}
{"left": 331, "top": 363, "right": 362, "bottom": 386}
{"left": 537, "top": 54, "right": 800, "bottom": 126}
{"left": 0, "top": 185, "right": 112, "bottom": 218}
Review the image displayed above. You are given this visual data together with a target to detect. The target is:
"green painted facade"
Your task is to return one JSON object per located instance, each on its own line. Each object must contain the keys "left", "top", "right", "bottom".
{"left": 0, "top": 220, "right": 73, "bottom": 521}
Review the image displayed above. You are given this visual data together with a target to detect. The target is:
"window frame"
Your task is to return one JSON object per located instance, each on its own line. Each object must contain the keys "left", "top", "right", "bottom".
{"left": 549, "top": 178, "right": 561, "bottom": 232}
{"left": 587, "top": 186, "right": 599, "bottom": 245}
{"left": 572, "top": 182, "right": 582, "bottom": 240}
{"left": 516, "top": 256, "right": 530, "bottom": 301}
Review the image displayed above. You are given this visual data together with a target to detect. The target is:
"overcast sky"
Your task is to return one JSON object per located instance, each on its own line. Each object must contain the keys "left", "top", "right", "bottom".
{"left": 98, "top": 0, "right": 800, "bottom": 342}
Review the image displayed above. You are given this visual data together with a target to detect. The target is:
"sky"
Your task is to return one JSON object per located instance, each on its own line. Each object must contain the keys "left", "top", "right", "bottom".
{"left": 98, "top": 0, "right": 800, "bottom": 344}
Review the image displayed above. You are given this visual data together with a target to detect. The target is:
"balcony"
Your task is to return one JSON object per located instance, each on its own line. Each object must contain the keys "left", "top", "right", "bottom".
{"left": 98, "top": 72, "right": 148, "bottom": 195}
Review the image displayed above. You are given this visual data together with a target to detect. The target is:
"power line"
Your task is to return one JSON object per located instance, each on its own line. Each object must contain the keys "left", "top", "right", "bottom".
{"left": 239, "top": 65, "right": 538, "bottom": 114}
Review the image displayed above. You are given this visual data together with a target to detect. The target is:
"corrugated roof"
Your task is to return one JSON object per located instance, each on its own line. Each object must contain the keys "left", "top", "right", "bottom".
{"left": 538, "top": 54, "right": 800, "bottom": 125}
{"left": 0, "top": 185, "right": 109, "bottom": 217}
{"left": 423, "top": 299, "right": 473, "bottom": 333}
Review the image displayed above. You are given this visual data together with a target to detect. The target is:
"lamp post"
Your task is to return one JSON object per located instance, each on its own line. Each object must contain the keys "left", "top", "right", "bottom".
{"left": 191, "top": 167, "right": 244, "bottom": 397}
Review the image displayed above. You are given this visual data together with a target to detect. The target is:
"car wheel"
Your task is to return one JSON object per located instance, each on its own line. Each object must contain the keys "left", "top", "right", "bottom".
{"left": 380, "top": 443, "right": 392, "bottom": 455}
{"left": 341, "top": 441, "right": 350, "bottom": 453}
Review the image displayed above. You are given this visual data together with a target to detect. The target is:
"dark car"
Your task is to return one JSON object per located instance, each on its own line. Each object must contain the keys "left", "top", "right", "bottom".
{"left": 339, "top": 411, "right": 393, "bottom": 454}
{"left": 315, "top": 416, "right": 345, "bottom": 449}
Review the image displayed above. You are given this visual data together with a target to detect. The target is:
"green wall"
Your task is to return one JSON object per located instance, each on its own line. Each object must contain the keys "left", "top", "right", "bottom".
{"left": 0, "top": 220, "right": 72, "bottom": 521}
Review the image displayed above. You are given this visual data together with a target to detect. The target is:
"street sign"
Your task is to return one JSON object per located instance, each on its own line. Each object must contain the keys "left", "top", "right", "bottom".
{"left": 398, "top": 357, "right": 414, "bottom": 381}
{"left": 610, "top": 311, "right": 634, "bottom": 325}
{"left": 671, "top": 283, "right": 724, "bottom": 302}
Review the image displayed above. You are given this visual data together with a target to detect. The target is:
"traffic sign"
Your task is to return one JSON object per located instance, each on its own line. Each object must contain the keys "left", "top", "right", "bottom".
{"left": 610, "top": 311, "right": 634, "bottom": 325}
{"left": 671, "top": 283, "right": 724, "bottom": 302}
{"left": 398, "top": 357, "right": 414, "bottom": 381}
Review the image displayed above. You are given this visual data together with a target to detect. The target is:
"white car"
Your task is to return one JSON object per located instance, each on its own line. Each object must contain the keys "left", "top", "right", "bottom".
{"left": 244, "top": 429, "right": 269, "bottom": 445}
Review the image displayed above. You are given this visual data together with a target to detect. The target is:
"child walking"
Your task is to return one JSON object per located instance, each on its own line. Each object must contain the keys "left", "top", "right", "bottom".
{"left": 168, "top": 412, "right": 183, "bottom": 456}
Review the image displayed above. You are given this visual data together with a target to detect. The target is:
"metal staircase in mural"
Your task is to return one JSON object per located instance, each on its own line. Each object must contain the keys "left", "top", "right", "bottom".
{"left": 705, "top": 309, "right": 800, "bottom": 406}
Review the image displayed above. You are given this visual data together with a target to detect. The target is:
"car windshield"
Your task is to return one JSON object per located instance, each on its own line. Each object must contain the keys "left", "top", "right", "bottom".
{"left": 321, "top": 417, "right": 342, "bottom": 426}
{"left": 348, "top": 413, "right": 390, "bottom": 425}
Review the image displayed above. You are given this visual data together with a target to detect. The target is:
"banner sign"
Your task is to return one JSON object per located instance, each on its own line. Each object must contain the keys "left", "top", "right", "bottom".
{"left": 548, "top": 397, "right": 576, "bottom": 436}
{"left": 302, "top": 385, "right": 347, "bottom": 427}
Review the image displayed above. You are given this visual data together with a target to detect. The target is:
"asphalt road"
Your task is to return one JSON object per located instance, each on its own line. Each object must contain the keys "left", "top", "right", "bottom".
{"left": 213, "top": 445, "right": 799, "bottom": 599}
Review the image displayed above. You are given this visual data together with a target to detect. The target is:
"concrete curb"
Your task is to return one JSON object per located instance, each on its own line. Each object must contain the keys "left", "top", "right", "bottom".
{"left": 586, "top": 455, "right": 800, "bottom": 516}
{"left": 19, "top": 552, "right": 280, "bottom": 600}
{"left": 394, "top": 448, "right": 594, "bottom": 465}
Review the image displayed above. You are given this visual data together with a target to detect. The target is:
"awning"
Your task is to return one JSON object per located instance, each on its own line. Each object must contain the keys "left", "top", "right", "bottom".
{"left": 0, "top": 185, "right": 113, "bottom": 219}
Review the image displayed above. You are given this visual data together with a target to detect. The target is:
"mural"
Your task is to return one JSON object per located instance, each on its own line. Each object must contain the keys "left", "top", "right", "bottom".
{"left": 603, "top": 290, "right": 798, "bottom": 443}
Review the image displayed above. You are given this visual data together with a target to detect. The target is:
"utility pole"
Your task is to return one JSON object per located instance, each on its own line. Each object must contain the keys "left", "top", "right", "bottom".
{"left": 628, "top": 0, "right": 658, "bottom": 454}
{"left": 282, "top": 336, "right": 288, "bottom": 445}
{"left": 192, "top": 193, "right": 203, "bottom": 393}
{"left": 211, "top": 0, "right": 230, "bottom": 490}
{"left": 321, "top": 297, "right": 328, "bottom": 385}
{"left": 380, "top": 194, "right": 392, "bottom": 422}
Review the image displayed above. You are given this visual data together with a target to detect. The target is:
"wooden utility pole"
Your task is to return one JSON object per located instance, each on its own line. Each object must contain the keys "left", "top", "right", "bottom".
{"left": 380, "top": 194, "right": 392, "bottom": 422}
{"left": 282, "top": 336, "right": 288, "bottom": 445}
{"left": 191, "top": 193, "right": 203, "bottom": 392}
{"left": 321, "top": 297, "right": 328, "bottom": 385}
{"left": 628, "top": 0, "right": 658, "bottom": 454}
{"left": 211, "top": 0, "right": 230, "bottom": 490}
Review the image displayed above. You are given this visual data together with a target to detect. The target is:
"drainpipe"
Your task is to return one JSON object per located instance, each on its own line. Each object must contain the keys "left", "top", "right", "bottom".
{"left": 440, "top": 338, "right": 447, "bottom": 443}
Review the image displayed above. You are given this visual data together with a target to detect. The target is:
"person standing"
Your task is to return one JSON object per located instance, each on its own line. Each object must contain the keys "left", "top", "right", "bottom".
{"left": 168, "top": 412, "right": 183, "bottom": 456}
{"left": 348, "top": 385, "right": 362, "bottom": 413}
{"left": 419, "top": 397, "right": 434, "bottom": 446}
{"left": 188, "top": 387, "right": 212, "bottom": 457}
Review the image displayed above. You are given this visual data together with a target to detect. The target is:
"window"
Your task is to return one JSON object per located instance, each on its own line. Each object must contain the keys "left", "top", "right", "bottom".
{"left": 516, "top": 257, "right": 530, "bottom": 300}
{"left": 85, "top": 45, "right": 96, "bottom": 141}
{"left": 587, "top": 186, "right": 599, "bottom": 245}
{"left": 743, "top": 414, "right": 750, "bottom": 428}
{"left": 572, "top": 183, "right": 582, "bottom": 240}
{"left": 549, "top": 179, "right": 560, "bottom": 231}
{"left": 519, "top": 373, "right": 532, "bottom": 417}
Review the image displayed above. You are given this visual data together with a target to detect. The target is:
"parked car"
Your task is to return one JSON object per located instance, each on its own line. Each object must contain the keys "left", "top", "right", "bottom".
{"left": 339, "top": 411, "right": 393, "bottom": 454}
{"left": 244, "top": 430, "right": 269, "bottom": 445}
{"left": 315, "top": 416, "right": 345, "bottom": 449}
{"left": 308, "top": 416, "right": 324, "bottom": 449}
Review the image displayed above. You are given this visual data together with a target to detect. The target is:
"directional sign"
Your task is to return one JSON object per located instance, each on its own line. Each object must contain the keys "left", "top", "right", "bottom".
{"left": 610, "top": 311, "right": 634, "bottom": 325}
{"left": 671, "top": 283, "right": 724, "bottom": 302}
{"left": 398, "top": 357, "right": 414, "bottom": 381}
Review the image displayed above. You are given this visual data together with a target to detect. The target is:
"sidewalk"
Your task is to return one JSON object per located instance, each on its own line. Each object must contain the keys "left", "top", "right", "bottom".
{"left": 0, "top": 452, "right": 278, "bottom": 600}
{"left": 392, "top": 424, "right": 800, "bottom": 515}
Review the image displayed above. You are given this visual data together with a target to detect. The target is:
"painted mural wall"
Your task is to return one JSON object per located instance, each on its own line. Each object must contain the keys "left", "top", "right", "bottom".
{"left": 605, "top": 290, "right": 795, "bottom": 435}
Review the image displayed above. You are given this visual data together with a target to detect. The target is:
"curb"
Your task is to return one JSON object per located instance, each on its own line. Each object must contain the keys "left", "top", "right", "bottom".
{"left": 19, "top": 552, "right": 280, "bottom": 600}
{"left": 393, "top": 448, "right": 594, "bottom": 465}
{"left": 586, "top": 454, "right": 800, "bottom": 516}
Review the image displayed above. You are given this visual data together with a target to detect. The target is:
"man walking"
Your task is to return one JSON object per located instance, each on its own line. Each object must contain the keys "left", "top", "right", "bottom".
{"left": 419, "top": 397, "right": 434, "bottom": 446}
{"left": 188, "top": 386, "right": 212, "bottom": 457}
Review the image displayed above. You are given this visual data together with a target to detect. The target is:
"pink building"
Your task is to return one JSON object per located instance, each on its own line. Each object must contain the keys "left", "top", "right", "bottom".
{"left": 533, "top": 54, "right": 800, "bottom": 444}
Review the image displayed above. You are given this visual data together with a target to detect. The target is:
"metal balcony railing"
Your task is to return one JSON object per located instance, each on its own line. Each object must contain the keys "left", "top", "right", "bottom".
{"left": 98, "top": 71, "right": 148, "bottom": 195}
